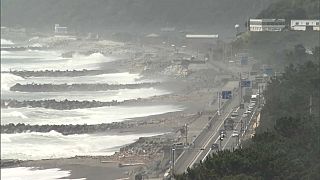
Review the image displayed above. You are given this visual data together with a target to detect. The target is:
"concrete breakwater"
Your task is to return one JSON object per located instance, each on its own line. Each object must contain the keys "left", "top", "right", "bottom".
{"left": 1, "top": 122, "right": 134, "bottom": 135}
{"left": 10, "top": 82, "right": 160, "bottom": 92}
{"left": 1, "top": 99, "right": 156, "bottom": 110}
{"left": 1, "top": 46, "right": 49, "bottom": 51}
{"left": 6, "top": 69, "right": 117, "bottom": 78}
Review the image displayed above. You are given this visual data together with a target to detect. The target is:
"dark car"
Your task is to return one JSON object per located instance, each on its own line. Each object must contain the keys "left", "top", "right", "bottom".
{"left": 211, "top": 143, "right": 219, "bottom": 149}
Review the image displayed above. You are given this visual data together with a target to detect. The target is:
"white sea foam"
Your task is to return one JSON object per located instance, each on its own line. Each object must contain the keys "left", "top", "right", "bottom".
{"left": 1, "top": 38, "right": 14, "bottom": 45}
{"left": 2, "top": 87, "right": 170, "bottom": 102}
{"left": 1, "top": 73, "right": 25, "bottom": 91}
{"left": 1, "top": 50, "right": 114, "bottom": 71}
{"left": 1, "top": 105, "right": 183, "bottom": 125}
{"left": 1, "top": 131, "right": 162, "bottom": 160}
{"left": 20, "top": 72, "right": 156, "bottom": 85}
{"left": 1, "top": 111, "right": 28, "bottom": 119}
{"left": 1, "top": 167, "right": 86, "bottom": 180}
{"left": 1, "top": 49, "right": 62, "bottom": 60}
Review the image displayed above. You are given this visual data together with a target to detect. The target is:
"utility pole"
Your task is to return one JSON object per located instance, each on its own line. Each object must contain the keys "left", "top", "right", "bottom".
{"left": 171, "top": 146, "right": 175, "bottom": 177}
{"left": 185, "top": 124, "right": 188, "bottom": 145}
{"left": 218, "top": 92, "right": 221, "bottom": 116}
{"left": 237, "top": 135, "right": 240, "bottom": 147}
{"left": 222, "top": 43, "right": 225, "bottom": 63}
{"left": 196, "top": 48, "right": 199, "bottom": 59}
{"left": 258, "top": 85, "right": 261, "bottom": 107}
{"left": 239, "top": 73, "right": 242, "bottom": 107}
{"left": 244, "top": 116, "right": 247, "bottom": 131}
{"left": 309, "top": 95, "right": 312, "bottom": 116}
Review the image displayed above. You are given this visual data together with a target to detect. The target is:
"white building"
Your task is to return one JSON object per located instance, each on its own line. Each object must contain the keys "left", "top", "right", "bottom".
{"left": 291, "top": 20, "right": 320, "bottom": 31}
{"left": 54, "top": 24, "right": 68, "bottom": 34}
{"left": 249, "top": 19, "right": 286, "bottom": 32}
{"left": 185, "top": 34, "right": 219, "bottom": 39}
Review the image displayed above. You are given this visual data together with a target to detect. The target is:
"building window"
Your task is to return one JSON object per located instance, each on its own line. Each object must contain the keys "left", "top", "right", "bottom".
{"left": 316, "top": 22, "right": 319, "bottom": 25}
{"left": 295, "top": 22, "right": 299, "bottom": 25}
{"left": 306, "top": 22, "right": 309, "bottom": 25}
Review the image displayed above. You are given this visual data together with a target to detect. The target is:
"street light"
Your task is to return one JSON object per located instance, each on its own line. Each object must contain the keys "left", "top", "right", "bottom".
{"left": 235, "top": 24, "right": 240, "bottom": 36}
{"left": 171, "top": 145, "right": 176, "bottom": 177}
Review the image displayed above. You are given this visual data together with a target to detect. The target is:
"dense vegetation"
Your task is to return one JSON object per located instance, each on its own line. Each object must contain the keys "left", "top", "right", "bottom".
{"left": 232, "top": 31, "right": 319, "bottom": 70}
{"left": 257, "top": 0, "right": 320, "bottom": 20}
{"left": 176, "top": 49, "right": 320, "bottom": 179}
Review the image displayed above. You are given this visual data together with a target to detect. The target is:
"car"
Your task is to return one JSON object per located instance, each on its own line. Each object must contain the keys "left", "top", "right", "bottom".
{"left": 211, "top": 143, "right": 219, "bottom": 149}
{"left": 247, "top": 109, "right": 252, "bottom": 113}
{"left": 219, "top": 135, "right": 224, "bottom": 140}
{"left": 230, "top": 111, "right": 239, "bottom": 119}
{"left": 219, "top": 130, "right": 227, "bottom": 136}
{"left": 173, "top": 142, "right": 183, "bottom": 146}
{"left": 242, "top": 113, "right": 248, "bottom": 118}
{"left": 232, "top": 130, "right": 239, "bottom": 137}
{"left": 220, "top": 129, "right": 226, "bottom": 134}
{"left": 244, "top": 110, "right": 250, "bottom": 115}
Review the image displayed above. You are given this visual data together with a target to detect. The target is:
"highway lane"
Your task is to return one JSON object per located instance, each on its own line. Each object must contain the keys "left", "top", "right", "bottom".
{"left": 198, "top": 107, "right": 244, "bottom": 163}
{"left": 174, "top": 103, "right": 259, "bottom": 176}
{"left": 174, "top": 91, "right": 241, "bottom": 174}
{"left": 188, "top": 108, "right": 235, "bottom": 168}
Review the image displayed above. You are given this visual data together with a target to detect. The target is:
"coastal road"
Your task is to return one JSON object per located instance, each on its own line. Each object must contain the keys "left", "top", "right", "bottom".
{"left": 199, "top": 104, "right": 259, "bottom": 164}
{"left": 173, "top": 90, "right": 242, "bottom": 174}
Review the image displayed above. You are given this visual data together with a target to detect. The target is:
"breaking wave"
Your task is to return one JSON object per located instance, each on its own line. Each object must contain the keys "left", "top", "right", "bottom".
{"left": 1, "top": 131, "right": 162, "bottom": 160}
{"left": 1, "top": 167, "right": 86, "bottom": 180}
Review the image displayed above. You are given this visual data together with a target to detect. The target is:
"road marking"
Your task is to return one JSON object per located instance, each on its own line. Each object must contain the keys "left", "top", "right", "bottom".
{"left": 187, "top": 108, "right": 234, "bottom": 169}
{"left": 200, "top": 106, "right": 241, "bottom": 162}
{"left": 223, "top": 107, "right": 257, "bottom": 150}
{"left": 174, "top": 111, "right": 219, "bottom": 165}
{"left": 174, "top": 111, "right": 219, "bottom": 166}
{"left": 201, "top": 136, "right": 220, "bottom": 162}
{"left": 222, "top": 107, "right": 247, "bottom": 150}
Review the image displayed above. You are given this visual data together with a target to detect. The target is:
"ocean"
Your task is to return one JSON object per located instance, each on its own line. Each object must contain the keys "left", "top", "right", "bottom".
{"left": 0, "top": 39, "right": 182, "bottom": 161}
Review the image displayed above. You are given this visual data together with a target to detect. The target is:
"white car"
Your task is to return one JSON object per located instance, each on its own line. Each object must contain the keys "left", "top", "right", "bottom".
{"left": 232, "top": 131, "right": 239, "bottom": 137}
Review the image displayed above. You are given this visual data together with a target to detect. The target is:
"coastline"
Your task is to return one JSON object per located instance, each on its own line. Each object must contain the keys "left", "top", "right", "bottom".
{"left": 1, "top": 32, "right": 242, "bottom": 179}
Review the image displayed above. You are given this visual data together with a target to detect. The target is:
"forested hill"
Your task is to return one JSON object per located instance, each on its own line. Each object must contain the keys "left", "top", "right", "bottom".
{"left": 257, "top": 0, "right": 320, "bottom": 19}
{"left": 1, "top": 0, "right": 273, "bottom": 34}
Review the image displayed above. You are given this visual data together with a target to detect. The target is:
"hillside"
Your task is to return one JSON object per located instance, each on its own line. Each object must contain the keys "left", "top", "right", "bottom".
{"left": 257, "top": 0, "right": 320, "bottom": 19}
{"left": 1, "top": 0, "right": 273, "bottom": 36}
{"left": 232, "top": 31, "right": 320, "bottom": 70}
{"left": 176, "top": 57, "right": 320, "bottom": 179}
